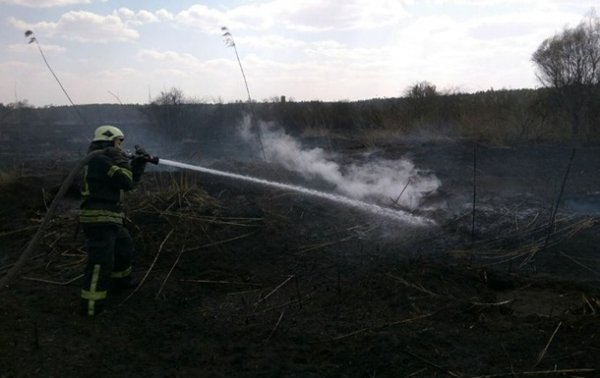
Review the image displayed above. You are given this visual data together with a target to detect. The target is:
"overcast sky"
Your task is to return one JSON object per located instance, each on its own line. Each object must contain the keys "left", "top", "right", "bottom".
{"left": 0, "top": 0, "right": 596, "bottom": 106}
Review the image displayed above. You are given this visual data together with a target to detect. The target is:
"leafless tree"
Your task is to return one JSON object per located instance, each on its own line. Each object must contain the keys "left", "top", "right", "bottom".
{"left": 404, "top": 81, "right": 438, "bottom": 125}
{"left": 532, "top": 9, "right": 600, "bottom": 137}
{"left": 404, "top": 81, "right": 438, "bottom": 99}
{"left": 153, "top": 87, "right": 187, "bottom": 106}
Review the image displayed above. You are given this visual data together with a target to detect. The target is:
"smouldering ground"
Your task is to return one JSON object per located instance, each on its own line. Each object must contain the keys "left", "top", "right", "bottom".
{"left": 1, "top": 144, "right": 600, "bottom": 377}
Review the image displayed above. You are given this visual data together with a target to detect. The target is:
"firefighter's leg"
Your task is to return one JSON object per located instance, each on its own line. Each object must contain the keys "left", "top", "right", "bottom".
{"left": 80, "top": 225, "right": 117, "bottom": 316}
{"left": 111, "top": 225, "right": 135, "bottom": 292}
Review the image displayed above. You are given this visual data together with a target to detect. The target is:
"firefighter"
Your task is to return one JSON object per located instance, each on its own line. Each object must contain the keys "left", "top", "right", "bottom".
{"left": 79, "top": 125, "right": 153, "bottom": 317}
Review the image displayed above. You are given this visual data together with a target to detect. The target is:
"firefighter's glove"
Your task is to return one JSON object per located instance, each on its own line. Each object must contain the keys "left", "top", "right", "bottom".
{"left": 133, "top": 145, "right": 159, "bottom": 165}
{"left": 134, "top": 145, "right": 148, "bottom": 156}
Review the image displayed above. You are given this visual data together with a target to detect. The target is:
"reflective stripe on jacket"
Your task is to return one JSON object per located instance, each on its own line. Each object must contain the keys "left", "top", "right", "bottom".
{"left": 80, "top": 209, "right": 125, "bottom": 224}
{"left": 80, "top": 145, "right": 142, "bottom": 225}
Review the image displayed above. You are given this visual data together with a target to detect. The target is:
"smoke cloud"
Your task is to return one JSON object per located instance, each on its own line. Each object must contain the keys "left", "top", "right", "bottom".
{"left": 239, "top": 118, "right": 441, "bottom": 210}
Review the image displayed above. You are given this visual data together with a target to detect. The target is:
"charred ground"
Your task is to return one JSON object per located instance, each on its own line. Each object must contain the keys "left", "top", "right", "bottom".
{"left": 1, "top": 141, "right": 599, "bottom": 377}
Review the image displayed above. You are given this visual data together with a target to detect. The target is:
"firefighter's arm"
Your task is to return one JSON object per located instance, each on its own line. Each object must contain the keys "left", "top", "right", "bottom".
{"left": 103, "top": 148, "right": 135, "bottom": 190}
{"left": 130, "top": 145, "right": 158, "bottom": 183}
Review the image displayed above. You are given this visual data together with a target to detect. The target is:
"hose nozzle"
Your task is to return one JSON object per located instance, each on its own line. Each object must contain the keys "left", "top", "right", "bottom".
{"left": 131, "top": 145, "right": 159, "bottom": 165}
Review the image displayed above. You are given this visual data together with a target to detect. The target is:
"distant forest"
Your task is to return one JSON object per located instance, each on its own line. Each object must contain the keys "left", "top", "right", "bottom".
{"left": 1, "top": 85, "right": 599, "bottom": 148}
{"left": 3, "top": 10, "right": 600, "bottom": 148}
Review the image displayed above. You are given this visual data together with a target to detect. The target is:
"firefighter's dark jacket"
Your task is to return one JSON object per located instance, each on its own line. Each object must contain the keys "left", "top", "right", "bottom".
{"left": 80, "top": 142, "right": 145, "bottom": 225}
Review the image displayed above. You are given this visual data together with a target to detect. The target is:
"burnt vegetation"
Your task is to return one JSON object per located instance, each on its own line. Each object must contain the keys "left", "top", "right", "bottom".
{"left": 1, "top": 9, "right": 600, "bottom": 378}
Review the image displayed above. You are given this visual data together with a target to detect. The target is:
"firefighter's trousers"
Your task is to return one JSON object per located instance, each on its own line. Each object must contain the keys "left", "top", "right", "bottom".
{"left": 80, "top": 224, "right": 134, "bottom": 316}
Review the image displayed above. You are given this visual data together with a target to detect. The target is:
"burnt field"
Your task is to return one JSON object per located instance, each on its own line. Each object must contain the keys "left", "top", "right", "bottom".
{"left": 1, "top": 139, "right": 599, "bottom": 377}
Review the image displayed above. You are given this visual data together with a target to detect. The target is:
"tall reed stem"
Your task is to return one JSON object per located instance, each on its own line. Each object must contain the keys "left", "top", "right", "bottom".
{"left": 221, "top": 27, "right": 266, "bottom": 161}
{"left": 26, "top": 31, "right": 87, "bottom": 126}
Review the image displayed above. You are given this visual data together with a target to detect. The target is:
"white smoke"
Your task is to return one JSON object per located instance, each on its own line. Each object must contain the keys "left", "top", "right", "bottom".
{"left": 240, "top": 118, "right": 441, "bottom": 210}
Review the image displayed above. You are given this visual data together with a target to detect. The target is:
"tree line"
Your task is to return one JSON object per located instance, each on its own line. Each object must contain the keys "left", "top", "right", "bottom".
{"left": 1, "top": 9, "right": 598, "bottom": 146}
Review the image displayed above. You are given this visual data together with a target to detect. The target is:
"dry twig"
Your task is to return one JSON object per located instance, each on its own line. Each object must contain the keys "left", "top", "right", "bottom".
{"left": 140, "top": 210, "right": 262, "bottom": 227}
{"left": 0, "top": 252, "right": 46, "bottom": 272}
{"left": 21, "top": 274, "right": 83, "bottom": 286}
{"left": 156, "top": 241, "right": 186, "bottom": 299}
{"left": 391, "top": 177, "right": 411, "bottom": 206}
{"left": 180, "top": 279, "right": 262, "bottom": 287}
{"left": 255, "top": 275, "right": 295, "bottom": 306}
{"left": 298, "top": 236, "right": 353, "bottom": 253}
{"left": 386, "top": 273, "right": 441, "bottom": 297}
{"left": 581, "top": 294, "right": 598, "bottom": 315}
{"left": 402, "top": 349, "right": 461, "bottom": 377}
{"left": 183, "top": 231, "right": 256, "bottom": 253}
{"left": 0, "top": 226, "right": 38, "bottom": 238}
{"left": 534, "top": 321, "right": 562, "bottom": 367}
{"left": 328, "top": 312, "right": 435, "bottom": 342}
{"left": 472, "top": 217, "right": 594, "bottom": 267}
{"left": 559, "top": 251, "right": 599, "bottom": 276}
{"left": 120, "top": 228, "right": 174, "bottom": 305}
{"left": 403, "top": 368, "right": 428, "bottom": 377}
{"left": 470, "top": 299, "right": 514, "bottom": 307}
{"left": 266, "top": 310, "right": 285, "bottom": 341}
{"left": 249, "top": 290, "right": 316, "bottom": 315}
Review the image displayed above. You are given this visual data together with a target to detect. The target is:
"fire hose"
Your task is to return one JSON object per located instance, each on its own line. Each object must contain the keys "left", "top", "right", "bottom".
{"left": 1, "top": 147, "right": 434, "bottom": 290}
{"left": 0, "top": 149, "right": 158, "bottom": 289}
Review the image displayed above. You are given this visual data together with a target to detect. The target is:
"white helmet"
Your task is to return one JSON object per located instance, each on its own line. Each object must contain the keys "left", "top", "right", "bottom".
{"left": 93, "top": 125, "right": 124, "bottom": 142}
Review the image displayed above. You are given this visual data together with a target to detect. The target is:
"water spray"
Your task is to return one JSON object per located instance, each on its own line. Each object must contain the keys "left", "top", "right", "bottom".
{"left": 2, "top": 31, "right": 433, "bottom": 291}
{"left": 25, "top": 30, "right": 88, "bottom": 126}
{"left": 1, "top": 151, "right": 432, "bottom": 290}
{"left": 158, "top": 158, "right": 434, "bottom": 226}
